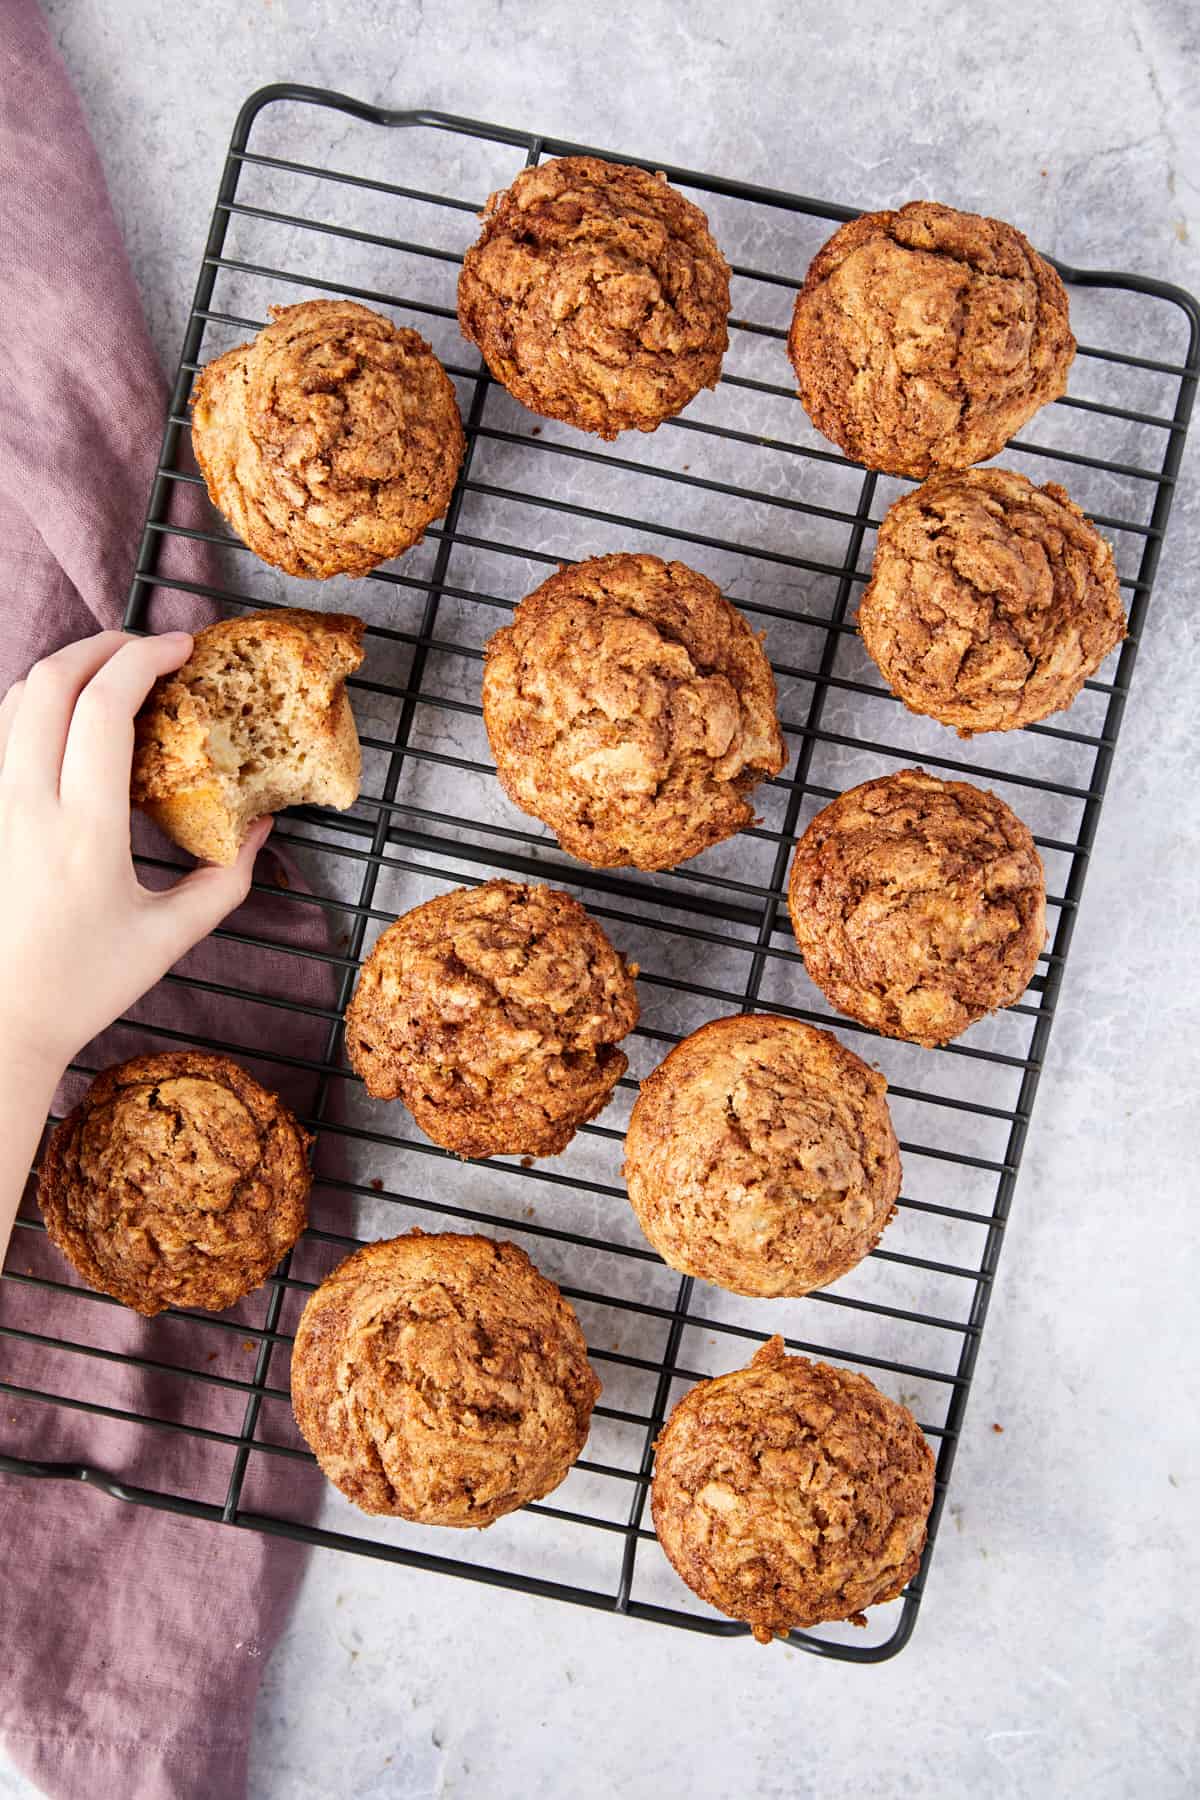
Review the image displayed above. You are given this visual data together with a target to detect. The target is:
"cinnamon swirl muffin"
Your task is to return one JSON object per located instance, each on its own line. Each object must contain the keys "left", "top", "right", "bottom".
{"left": 458, "top": 157, "right": 730, "bottom": 438}
{"left": 858, "top": 468, "right": 1126, "bottom": 734}
{"left": 623, "top": 1015, "right": 900, "bottom": 1297}
{"left": 652, "top": 1336, "right": 935, "bottom": 1641}
{"left": 344, "top": 880, "right": 639, "bottom": 1159}
{"left": 482, "top": 554, "right": 785, "bottom": 870}
{"left": 787, "top": 769, "right": 1046, "bottom": 1046}
{"left": 291, "top": 1230, "right": 600, "bottom": 1525}
{"left": 190, "top": 299, "right": 464, "bottom": 576}
{"left": 787, "top": 201, "right": 1074, "bottom": 477}
{"left": 37, "top": 1052, "right": 311, "bottom": 1316}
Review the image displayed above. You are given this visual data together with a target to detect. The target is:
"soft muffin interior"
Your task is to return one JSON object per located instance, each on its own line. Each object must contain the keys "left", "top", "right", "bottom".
{"left": 192, "top": 632, "right": 354, "bottom": 826}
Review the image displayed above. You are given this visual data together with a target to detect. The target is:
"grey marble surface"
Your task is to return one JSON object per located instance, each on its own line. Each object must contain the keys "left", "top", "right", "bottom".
{"left": 4, "top": 1, "right": 1199, "bottom": 1795}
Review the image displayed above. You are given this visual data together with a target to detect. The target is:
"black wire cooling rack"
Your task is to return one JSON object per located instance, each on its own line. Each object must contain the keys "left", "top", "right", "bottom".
{"left": 2, "top": 86, "right": 1197, "bottom": 1662}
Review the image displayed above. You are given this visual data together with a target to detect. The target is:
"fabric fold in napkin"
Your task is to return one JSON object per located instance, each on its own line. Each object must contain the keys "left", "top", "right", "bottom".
{"left": 0, "top": 5, "right": 329, "bottom": 1795}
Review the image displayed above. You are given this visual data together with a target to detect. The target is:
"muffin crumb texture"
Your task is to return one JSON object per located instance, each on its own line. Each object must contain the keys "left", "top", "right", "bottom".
{"left": 458, "top": 157, "right": 730, "bottom": 438}
{"left": 291, "top": 1231, "right": 600, "bottom": 1525}
{"left": 859, "top": 468, "right": 1126, "bottom": 734}
{"left": 344, "top": 880, "right": 639, "bottom": 1159}
{"left": 483, "top": 553, "right": 785, "bottom": 870}
{"left": 624, "top": 1015, "right": 900, "bottom": 1297}
{"left": 190, "top": 298, "right": 464, "bottom": 577}
{"left": 652, "top": 1337, "right": 935, "bottom": 1641}
{"left": 788, "top": 769, "right": 1046, "bottom": 1046}
{"left": 37, "top": 1052, "right": 311, "bottom": 1316}
{"left": 788, "top": 201, "right": 1074, "bottom": 477}
{"left": 132, "top": 608, "right": 364, "bottom": 865}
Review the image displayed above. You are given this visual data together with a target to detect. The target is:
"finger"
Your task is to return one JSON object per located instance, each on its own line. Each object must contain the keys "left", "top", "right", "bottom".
{"left": 0, "top": 632, "right": 131, "bottom": 795}
{"left": 0, "top": 679, "right": 26, "bottom": 770}
{"left": 59, "top": 631, "right": 193, "bottom": 822}
{"left": 145, "top": 816, "right": 273, "bottom": 957}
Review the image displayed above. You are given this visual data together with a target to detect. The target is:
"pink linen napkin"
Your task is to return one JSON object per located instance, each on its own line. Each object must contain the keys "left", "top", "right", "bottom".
{"left": 0, "top": 5, "right": 334, "bottom": 1795}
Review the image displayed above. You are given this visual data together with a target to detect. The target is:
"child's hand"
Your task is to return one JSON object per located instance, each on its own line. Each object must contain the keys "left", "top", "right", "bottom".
{"left": 0, "top": 630, "right": 272, "bottom": 1089}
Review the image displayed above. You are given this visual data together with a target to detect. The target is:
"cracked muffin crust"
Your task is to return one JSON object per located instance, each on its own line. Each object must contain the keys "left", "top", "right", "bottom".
{"left": 787, "top": 769, "right": 1046, "bottom": 1047}
{"left": 37, "top": 1052, "right": 312, "bottom": 1317}
{"left": 482, "top": 554, "right": 786, "bottom": 870}
{"left": 858, "top": 468, "right": 1126, "bottom": 735}
{"left": 132, "top": 608, "right": 364, "bottom": 865}
{"left": 344, "top": 880, "right": 639, "bottom": 1159}
{"left": 651, "top": 1336, "right": 935, "bottom": 1641}
{"left": 291, "top": 1230, "right": 600, "bottom": 1525}
{"left": 787, "top": 201, "right": 1074, "bottom": 478}
{"left": 623, "top": 1015, "right": 900, "bottom": 1298}
{"left": 190, "top": 299, "right": 465, "bottom": 577}
{"left": 457, "top": 157, "right": 731, "bottom": 438}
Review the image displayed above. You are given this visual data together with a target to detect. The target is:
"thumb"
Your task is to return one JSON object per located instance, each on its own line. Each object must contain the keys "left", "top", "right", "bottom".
{"left": 149, "top": 816, "right": 274, "bottom": 954}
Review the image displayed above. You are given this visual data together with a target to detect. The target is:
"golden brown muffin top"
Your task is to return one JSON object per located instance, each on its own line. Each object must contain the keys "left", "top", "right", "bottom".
{"left": 37, "top": 1052, "right": 311, "bottom": 1317}
{"left": 787, "top": 201, "right": 1075, "bottom": 478}
{"left": 190, "top": 299, "right": 464, "bottom": 578}
{"left": 652, "top": 1337, "right": 934, "bottom": 1641}
{"left": 344, "top": 880, "right": 639, "bottom": 1160}
{"left": 482, "top": 554, "right": 786, "bottom": 870}
{"left": 858, "top": 468, "right": 1126, "bottom": 735}
{"left": 291, "top": 1231, "right": 600, "bottom": 1525}
{"left": 788, "top": 769, "right": 1046, "bottom": 1047}
{"left": 623, "top": 1015, "right": 900, "bottom": 1298}
{"left": 457, "top": 157, "right": 730, "bottom": 438}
